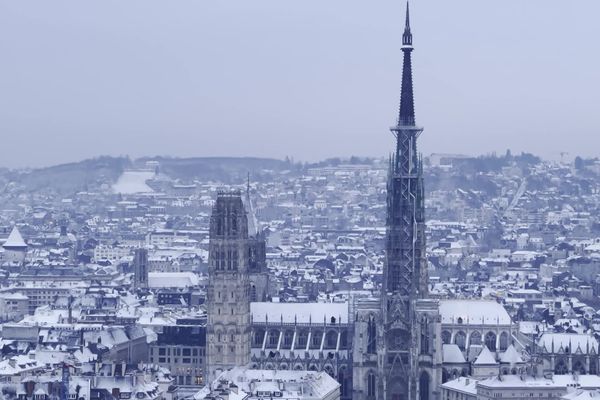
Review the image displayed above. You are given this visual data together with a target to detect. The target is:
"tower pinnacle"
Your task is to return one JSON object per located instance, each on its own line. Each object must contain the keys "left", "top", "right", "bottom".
{"left": 396, "top": 1, "right": 418, "bottom": 137}
{"left": 403, "top": 2, "right": 412, "bottom": 47}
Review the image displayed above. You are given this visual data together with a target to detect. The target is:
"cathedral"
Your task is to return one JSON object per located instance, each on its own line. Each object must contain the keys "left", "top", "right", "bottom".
{"left": 205, "top": 4, "right": 457, "bottom": 400}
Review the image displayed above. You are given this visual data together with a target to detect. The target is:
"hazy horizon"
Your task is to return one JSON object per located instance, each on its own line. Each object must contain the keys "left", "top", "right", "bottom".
{"left": 1, "top": 0, "right": 599, "bottom": 168}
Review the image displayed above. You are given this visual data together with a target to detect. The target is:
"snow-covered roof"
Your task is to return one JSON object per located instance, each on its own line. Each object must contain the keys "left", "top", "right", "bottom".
{"left": 3, "top": 226, "right": 27, "bottom": 249}
{"left": 148, "top": 272, "right": 199, "bottom": 288}
{"left": 250, "top": 302, "right": 349, "bottom": 324}
{"left": 440, "top": 377, "right": 478, "bottom": 396}
{"left": 499, "top": 345, "right": 523, "bottom": 364}
{"left": 198, "top": 367, "right": 340, "bottom": 400}
{"left": 439, "top": 300, "right": 511, "bottom": 325}
{"left": 562, "top": 389, "right": 600, "bottom": 400}
{"left": 537, "top": 333, "right": 598, "bottom": 354}
{"left": 442, "top": 344, "right": 466, "bottom": 364}
{"left": 474, "top": 346, "right": 497, "bottom": 365}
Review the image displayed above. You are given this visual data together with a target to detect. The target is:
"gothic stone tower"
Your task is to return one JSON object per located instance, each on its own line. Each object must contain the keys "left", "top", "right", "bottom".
{"left": 206, "top": 191, "right": 252, "bottom": 381}
{"left": 133, "top": 248, "right": 148, "bottom": 290}
{"left": 380, "top": 3, "right": 433, "bottom": 400}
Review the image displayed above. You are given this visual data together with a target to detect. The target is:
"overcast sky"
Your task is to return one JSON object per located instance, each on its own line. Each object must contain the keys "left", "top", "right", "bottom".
{"left": 0, "top": 1, "right": 599, "bottom": 168}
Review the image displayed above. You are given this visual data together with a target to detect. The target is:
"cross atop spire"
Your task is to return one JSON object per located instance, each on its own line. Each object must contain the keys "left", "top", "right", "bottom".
{"left": 402, "top": 2, "right": 412, "bottom": 47}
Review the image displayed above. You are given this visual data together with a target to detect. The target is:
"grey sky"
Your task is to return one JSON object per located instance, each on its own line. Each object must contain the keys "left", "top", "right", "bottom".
{"left": 0, "top": 1, "right": 598, "bottom": 168}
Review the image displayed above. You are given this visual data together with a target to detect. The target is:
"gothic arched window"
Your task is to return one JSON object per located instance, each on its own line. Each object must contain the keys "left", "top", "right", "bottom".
{"left": 441, "top": 330, "right": 451, "bottom": 345}
{"left": 298, "top": 331, "right": 308, "bottom": 348}
{"left": 312, "top": 331, "right": 323, "bottom": 348}
{"left": 268, "top": 330, "right": 279, "bottom": 348}
{"left": 485, "top": 331, "right": 497, "bottom": 351}
{"left": 470, "top": 331, "right": 482, "bottom": 346}
{"left": 283, "top": 330, "right": 294, "bottom": 349}
{"left": 325, "top": 331, "right": 337, "bottom": 349}
{"left": 253, "top": 329, "right": 265, "bottom": 347}
{"left": 367, "top": 315, "right": 377, "bottom": 354}
{"left": 367, "top": 372, "right": 376, "bottom": 398}
{"left": 420, "top": 317, "right": 429, "bottom": 354}
{"left": 555, "top": 359, "right": 568, "bottom": 375}
{"left": 338, "top": 367, "right": 348, "bottom": 397}
{"left": 419, "top": 371, "right": 430, "bottom": 400}
{"left": 454, "top": 331, "right": 466, "bottom": 351}
{"left": 499, "top": 331, "right": 509, "bottom": 351}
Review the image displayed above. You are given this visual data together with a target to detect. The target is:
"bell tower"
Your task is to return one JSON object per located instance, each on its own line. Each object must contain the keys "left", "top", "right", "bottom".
{"left": 206, "top": 190, "right": 252, "bottom": 381}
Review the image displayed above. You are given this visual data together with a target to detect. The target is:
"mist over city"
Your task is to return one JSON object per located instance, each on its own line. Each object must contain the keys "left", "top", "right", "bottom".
{"left": 1, "top": 1, "right": 600, "bottom": 400}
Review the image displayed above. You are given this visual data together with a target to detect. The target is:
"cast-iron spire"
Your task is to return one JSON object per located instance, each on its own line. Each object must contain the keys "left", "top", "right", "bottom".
{"left": 403, "top": 1, "right": 412, "bottom": 46}
{"left": 398, "top": 1, "right": 415, "bottom": 127}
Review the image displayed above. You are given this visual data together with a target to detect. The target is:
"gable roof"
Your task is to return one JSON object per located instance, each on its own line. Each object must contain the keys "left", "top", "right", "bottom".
{"left": 499, "top": 344, "right": 524, "bottom": 364}
{"left": 443, "top": 344, "right": 466, "bottom": 364}
{"left": 439, "top": 300, "right": 511, "bottom": 325}
{"left": 474, "top": 346, "right": 497, "bottom": 365}
{"left": 3, "top": 226, "right": 27, "bottom": 249}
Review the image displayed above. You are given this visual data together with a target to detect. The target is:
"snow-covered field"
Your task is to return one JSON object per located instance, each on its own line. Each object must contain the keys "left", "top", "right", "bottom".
{"left": 112, "top": 170, "right": 155, "bottom": 194}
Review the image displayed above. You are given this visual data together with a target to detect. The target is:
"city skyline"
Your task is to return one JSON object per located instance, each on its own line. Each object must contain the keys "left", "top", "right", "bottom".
{"left": 1, "top": 0, "right": 599, "bottom": 168}
{"left": 1, "top": 2, "right": 600, "bottom": 400}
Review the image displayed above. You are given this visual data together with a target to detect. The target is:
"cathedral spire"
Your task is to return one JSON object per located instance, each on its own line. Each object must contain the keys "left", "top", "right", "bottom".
{"left": 403, "top": 1, "right": 412, "bottom": 47}
{"left": 398, "top": 1, "right": 415, "bottom": 127}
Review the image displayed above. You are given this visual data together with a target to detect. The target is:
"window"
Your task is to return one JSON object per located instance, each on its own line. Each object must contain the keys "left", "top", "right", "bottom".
{"left": 485, "top": 332, "right": 497, "bottom": 351}
{"left": 367, "top": 316, "right": 377, "bottom": 354}
{"left": 420, "top": 318, "right": 429, "bottom": 355}
{"left": 298, "top": 331, "right": 308, "bottom": 347}
{"left": 454, "top": 331, "right": 466, "bottom": 351}
{"left": 312, "top": 331, "right": 322, "bottom": 347}
{"left": 499, "top": 332, "right": 509, "bottom": 351}
{"left": 367, "top": 372, "right": 376, "bottom": 398}
{"left": 470, "top": 331, "right": 482, "bottom": 346}
{"left": 441, "top": 331, "right": 452, "bottom": 345}
{"left": 269, "top": 331, "right": 279, "bottom": 346}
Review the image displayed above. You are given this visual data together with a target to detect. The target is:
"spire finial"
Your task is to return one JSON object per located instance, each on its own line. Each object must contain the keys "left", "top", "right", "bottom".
{"left": 403, "top": 2, "right": 413, "bottom": 47}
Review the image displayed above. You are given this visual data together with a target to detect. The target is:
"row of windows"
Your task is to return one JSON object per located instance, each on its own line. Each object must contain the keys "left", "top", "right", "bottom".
{"left": 441, "top": 330, "right": 510, "bottom": 351}
{"left": 153, "top": 347, "right": 203, "bottom": 356}
{"left": 152, "top": 357, "right": 202, "bottom": 365}
{"left": 213, "top": 249, "right": 239, "bottom": 270}
{"left": 214, "top": 345, "right": 236, "bottom": 354}
{"left": 173, "top": 375, "right": 203, "bottom": 386}
{"left": 252, "top": 329, "right": 348, "bottom": 349}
